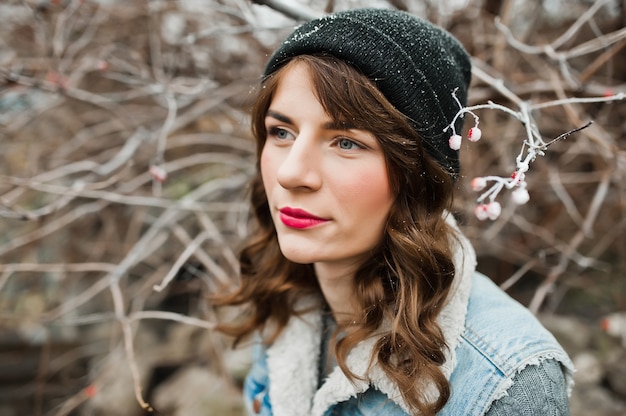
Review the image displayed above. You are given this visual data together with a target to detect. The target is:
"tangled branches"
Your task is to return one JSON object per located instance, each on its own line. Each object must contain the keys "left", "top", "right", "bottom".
{"left": 0, "top": 0, "right": 624, "bottom": 414}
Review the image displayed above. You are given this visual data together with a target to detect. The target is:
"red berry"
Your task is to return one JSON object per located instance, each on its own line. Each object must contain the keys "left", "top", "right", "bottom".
{"left": 149, "top": 165, "right": 167, "bottom": 183}
{"left": 85, "top": 384, "right": 96, "bottom": 398}
{"left": 467, "top": 127, "right": 482, "bottom": 142}
{"left": 511, "top": 187, "right": 530, "bottom": 205}
{"left": 474, "top": 204, "right": 489, "bottom": 221}
{"left": 471, "top": 177, "right": 487, "bottom": 191}
{"left": 449, "top": 134, "right": 462, "bottom": 150}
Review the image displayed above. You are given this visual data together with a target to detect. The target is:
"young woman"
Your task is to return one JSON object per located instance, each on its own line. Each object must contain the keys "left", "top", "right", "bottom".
{"left": 216, "top": 8, "right": 574, "bottom": 416}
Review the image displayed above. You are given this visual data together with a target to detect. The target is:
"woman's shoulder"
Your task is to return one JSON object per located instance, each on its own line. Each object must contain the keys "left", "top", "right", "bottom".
{"left": 462, "top": 272, "right": 572, "bottom": 372}
{"left": 441, "top": 272, "right": 574, "bottom": 416}
{"left": 485, "top": 358, "right": 571, "bottom": 415}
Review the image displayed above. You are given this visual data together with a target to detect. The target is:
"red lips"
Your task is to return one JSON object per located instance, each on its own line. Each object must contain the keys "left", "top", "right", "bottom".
{"left": 279, "top": 207, "right": 329, "bottom": 229}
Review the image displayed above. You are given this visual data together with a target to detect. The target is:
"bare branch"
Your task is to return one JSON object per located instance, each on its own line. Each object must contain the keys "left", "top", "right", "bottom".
{"left": 250, "top": 0, "right": 323, "bottom": 21}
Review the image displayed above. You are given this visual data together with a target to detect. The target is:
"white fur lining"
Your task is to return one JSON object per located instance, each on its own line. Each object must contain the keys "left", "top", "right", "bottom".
{"left": 266, "top": 299, "right": 322, "bottom": 415}
{"left": 266, "top": 213, "right": 476, "bottom": 416}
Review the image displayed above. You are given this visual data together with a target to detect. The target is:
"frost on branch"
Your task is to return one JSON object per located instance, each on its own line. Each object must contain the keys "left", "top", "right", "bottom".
{"left": 444, "top": 86, "right": 624, "bottom": 221}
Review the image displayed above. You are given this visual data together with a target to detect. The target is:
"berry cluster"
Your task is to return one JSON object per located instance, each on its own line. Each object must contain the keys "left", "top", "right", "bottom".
{"left": 444, "top": 86, "right": 597, "bottom": 221}
{"left": 448, "top": 126, "right": 482, "bottom": 150}
{"left": 470, "top": 171, "right": 530, "bottom": 221}
{"left": 445, "top": 88, "right": 534, "bottom": 221}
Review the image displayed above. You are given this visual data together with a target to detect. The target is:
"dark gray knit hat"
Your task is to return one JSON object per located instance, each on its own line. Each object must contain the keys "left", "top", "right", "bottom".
{"left": 264, "top": 8, "right": 472, "bottom": 177}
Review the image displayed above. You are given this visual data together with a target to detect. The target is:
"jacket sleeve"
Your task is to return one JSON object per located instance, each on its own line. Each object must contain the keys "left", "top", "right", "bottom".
{"left": 243, "top": 342, "right": 273, "bottom": 416}
{"left": 484, "top": 359, "right": 570, "bottom": 416}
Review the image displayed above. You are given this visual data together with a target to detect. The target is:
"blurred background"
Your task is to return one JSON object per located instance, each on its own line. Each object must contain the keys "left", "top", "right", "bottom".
{"left": 0, "top": 0, "right": 625, "bottom": 415}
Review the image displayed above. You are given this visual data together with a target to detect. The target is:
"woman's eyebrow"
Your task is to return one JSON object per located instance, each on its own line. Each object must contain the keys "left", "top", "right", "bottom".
{"left": 266, "top": 110, "right": 291, "bottom": 124}
{"left": 267, "top": 110, "right": 356, "bottom": 131}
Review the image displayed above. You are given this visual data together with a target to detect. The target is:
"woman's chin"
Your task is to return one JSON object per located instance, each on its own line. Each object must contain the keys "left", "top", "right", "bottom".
{"left": 278, "top": 248, "right": 317, "bottom": 265}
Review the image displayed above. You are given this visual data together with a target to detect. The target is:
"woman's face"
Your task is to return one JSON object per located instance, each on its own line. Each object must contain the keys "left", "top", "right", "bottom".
{"left": 260, "top": 62, "right": 395, "bottom": 277}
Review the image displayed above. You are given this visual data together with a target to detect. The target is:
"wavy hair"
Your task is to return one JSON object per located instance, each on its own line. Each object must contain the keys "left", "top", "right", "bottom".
{"left": 215, "top": 55, "right": 457, "bottom": 415}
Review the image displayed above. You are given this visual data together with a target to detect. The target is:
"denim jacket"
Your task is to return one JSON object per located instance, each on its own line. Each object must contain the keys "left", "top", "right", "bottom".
{"left": 243, "top": 218, "right": 574, "bottom": 415}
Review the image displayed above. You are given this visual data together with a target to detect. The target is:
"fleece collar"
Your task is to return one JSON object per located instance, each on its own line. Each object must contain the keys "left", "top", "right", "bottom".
{"left": 265, "top": 214, "right": 477, "bottom": 416}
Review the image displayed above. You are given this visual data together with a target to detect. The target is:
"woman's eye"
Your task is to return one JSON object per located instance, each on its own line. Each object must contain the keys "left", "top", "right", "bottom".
{"left": 268, "top": 127, "right": 293, "bottom": 140}
{"left": 337, "top": 138, "right": 360, "bottom": 150}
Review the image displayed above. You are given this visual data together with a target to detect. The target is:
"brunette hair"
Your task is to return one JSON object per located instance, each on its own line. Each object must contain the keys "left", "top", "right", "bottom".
{"left": 215, "top": 55, "right": 457, "bottom": 415}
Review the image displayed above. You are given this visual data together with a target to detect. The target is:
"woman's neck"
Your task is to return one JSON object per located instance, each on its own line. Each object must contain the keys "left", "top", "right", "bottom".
{"left": 314, "top": 262, "right": 360, "bottom": 325}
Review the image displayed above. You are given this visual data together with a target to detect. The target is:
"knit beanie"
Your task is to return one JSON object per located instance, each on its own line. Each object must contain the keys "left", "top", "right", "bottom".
{"left": 264, "top": 8, "right": 472, "bottom": 178}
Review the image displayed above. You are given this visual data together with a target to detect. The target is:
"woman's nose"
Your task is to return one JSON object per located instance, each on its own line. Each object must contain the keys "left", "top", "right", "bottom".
{"left": 276, "top": 135, "right": 322, "bottom": 191}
